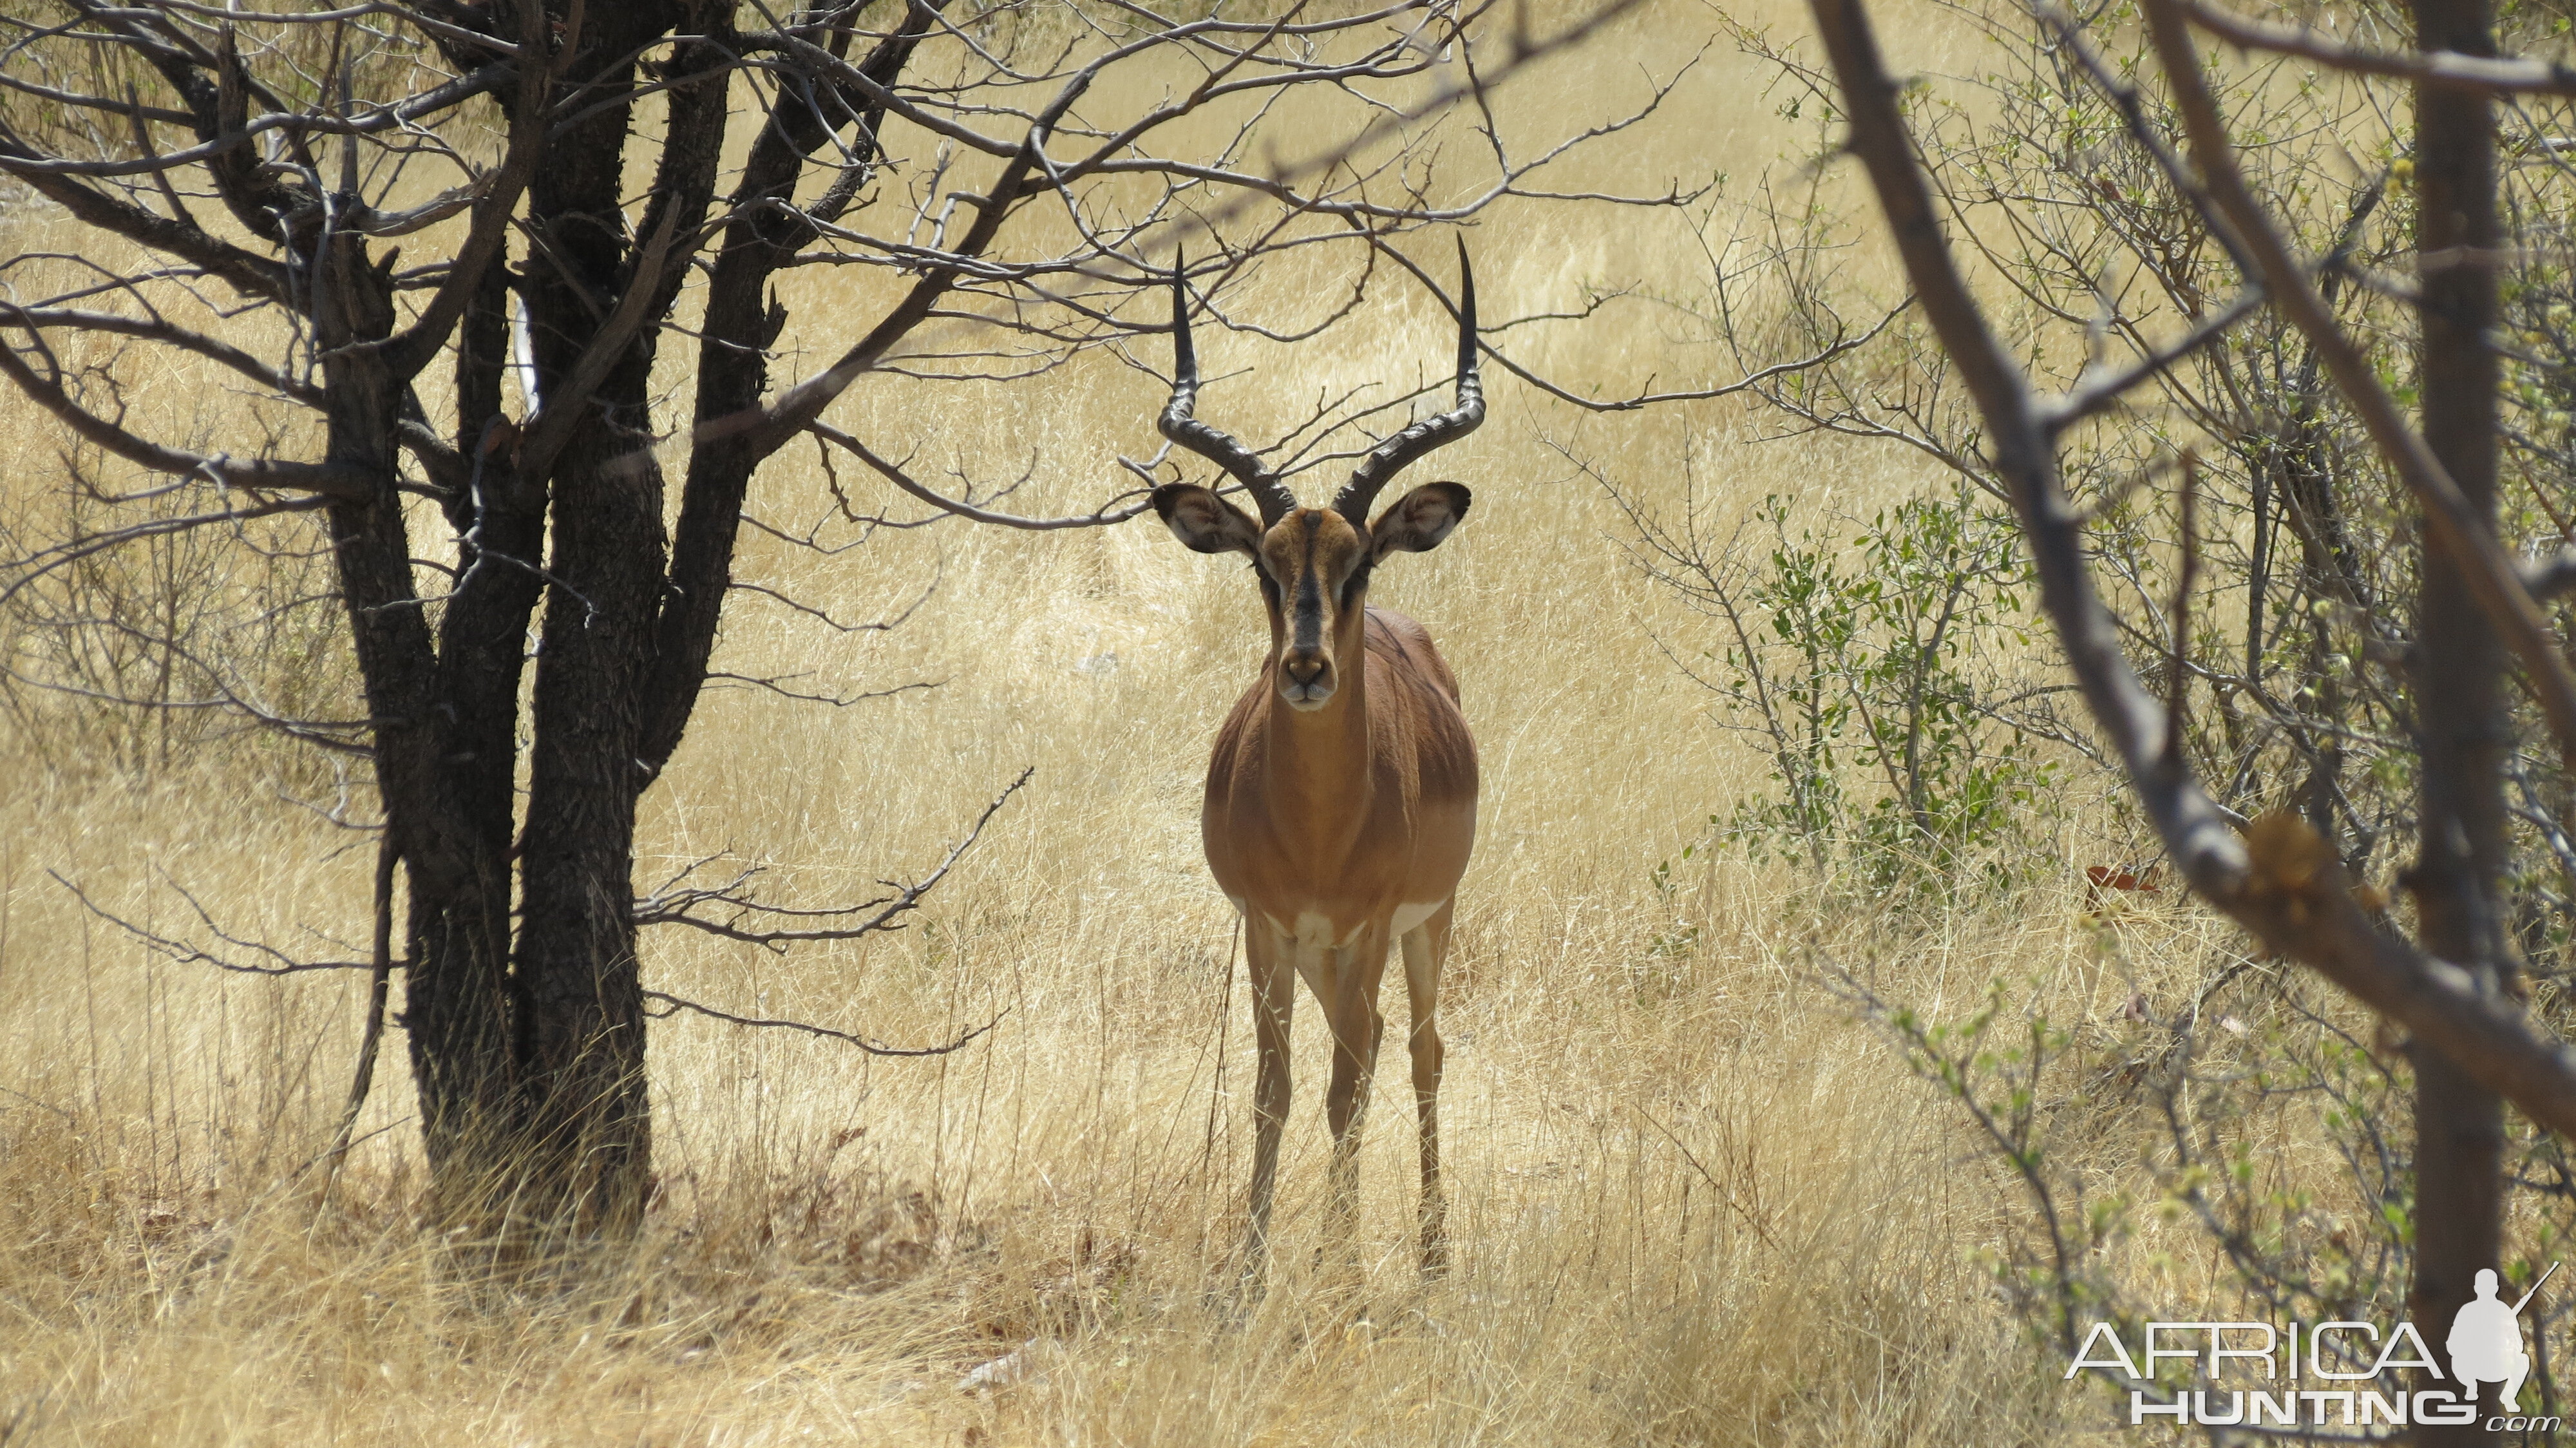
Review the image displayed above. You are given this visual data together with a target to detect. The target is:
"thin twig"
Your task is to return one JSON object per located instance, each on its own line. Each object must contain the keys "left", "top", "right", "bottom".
{"left": 641, "top": 991, "right": 1005, "bottom": 1058}
{"left": 325, "top": 836, "right": 398, "bottom": 1179}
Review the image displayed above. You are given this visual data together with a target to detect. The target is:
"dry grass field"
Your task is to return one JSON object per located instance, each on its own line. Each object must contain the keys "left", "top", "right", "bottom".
{"left": 0, "top": 3, "right": 2263, "bottom": 1443}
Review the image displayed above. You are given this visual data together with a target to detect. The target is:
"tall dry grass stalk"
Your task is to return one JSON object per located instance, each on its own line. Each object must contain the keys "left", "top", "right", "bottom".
{"left": 0, "top": 3, "right": 2240, "bottom": 1442}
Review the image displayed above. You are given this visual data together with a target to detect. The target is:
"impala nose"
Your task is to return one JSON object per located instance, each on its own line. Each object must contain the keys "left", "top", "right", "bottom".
{"left": 1280, "top": 651, "right": 1335, "bottom": 707}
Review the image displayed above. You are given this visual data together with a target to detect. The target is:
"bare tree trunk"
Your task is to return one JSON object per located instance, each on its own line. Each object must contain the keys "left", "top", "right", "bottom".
{"left": 308, "top": 184, "right": 529, "bottom": 1223}
{"left": 2409, "top": 0, "right": 2510, "bottom": 1431}
{"left": 405, "top": 256, "right": 542, "bottom": 1223}
{"left": 504, "top": 3, "right": 686, "bottom": 1236}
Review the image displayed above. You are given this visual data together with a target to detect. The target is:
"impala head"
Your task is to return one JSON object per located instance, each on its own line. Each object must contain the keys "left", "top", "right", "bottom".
{"left": 1150, "top": 242, "right": 1482, "bottom": 711}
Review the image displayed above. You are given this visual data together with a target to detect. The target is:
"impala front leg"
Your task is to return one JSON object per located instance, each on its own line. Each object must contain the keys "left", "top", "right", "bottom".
{"left": 1242, "top": 924, "right": 1296, "bottom": 1293}
{"left": 1323, "top": 927, "right": 1390, "bottom": 1251}
{"left": 1403, "top": 903, "right": 1453, "bottom": 1275}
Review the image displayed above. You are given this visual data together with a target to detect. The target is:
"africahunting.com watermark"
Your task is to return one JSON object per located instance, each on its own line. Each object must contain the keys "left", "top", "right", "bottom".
{"left": 2069, "top": 1264, "right": 2560, "bottom": 1433}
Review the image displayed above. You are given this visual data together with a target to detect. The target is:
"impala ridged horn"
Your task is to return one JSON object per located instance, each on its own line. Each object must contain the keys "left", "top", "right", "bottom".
{"left": 1332, "top": 237, "right": 1483, "bottom": 529}
{"left": 1160, "top": 248, "right": 1298, "bottom": 528}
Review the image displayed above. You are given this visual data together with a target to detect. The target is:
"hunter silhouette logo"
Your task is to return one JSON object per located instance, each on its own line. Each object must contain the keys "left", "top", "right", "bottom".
{"left": 2068, "top": 1262, "right": 2564, "bottom": 1432}
{"left": 2450, "top": 1263, "right": 2554, "bottom": 1415}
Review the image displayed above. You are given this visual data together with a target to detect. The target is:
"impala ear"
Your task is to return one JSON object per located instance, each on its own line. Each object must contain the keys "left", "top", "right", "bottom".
{"left": 1152, "top": 483, "right": 1264, "bottom": 557}
{"left": 1369, "top": 482, "right": 1472, "bottom": 561}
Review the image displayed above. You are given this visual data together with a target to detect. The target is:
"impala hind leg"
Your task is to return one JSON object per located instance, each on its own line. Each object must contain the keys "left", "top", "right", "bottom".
{"left": 1242, "top": 925, "right": 1296, "bottom": 1293}
{"left": 1402, "top": 902, "right": 1452, "bottom": 1275}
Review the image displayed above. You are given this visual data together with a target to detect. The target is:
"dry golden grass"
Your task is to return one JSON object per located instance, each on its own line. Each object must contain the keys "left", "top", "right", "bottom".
{"left": 0, "top": 4, "right": 2277, "bottom": 1443}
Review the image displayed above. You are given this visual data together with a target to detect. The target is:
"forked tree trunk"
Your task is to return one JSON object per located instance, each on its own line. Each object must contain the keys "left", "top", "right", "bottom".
{"left": 307, "top": 183, "right": 531, "bottom": 1222}
{"left": 2409, "top": 0, "right": 2510, "bottom": 1432}
{"left": 381, "top": 1, "right": 926, "bottom": 1237}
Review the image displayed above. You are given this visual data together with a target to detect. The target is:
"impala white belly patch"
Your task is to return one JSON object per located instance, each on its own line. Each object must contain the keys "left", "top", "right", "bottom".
{"left": 1229, "top": 900, "right": 1445, "bottom": 945}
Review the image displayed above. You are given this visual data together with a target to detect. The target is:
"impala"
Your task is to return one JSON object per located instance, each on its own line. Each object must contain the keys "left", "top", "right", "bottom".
{"left": 1149, "top": 245, "right": 1482, "bottom": 1280}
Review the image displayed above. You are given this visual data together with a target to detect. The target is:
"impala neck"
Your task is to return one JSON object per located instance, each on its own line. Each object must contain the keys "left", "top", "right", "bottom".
{"left": 1260, "top": 604, "right": 1374, "bottom": 854}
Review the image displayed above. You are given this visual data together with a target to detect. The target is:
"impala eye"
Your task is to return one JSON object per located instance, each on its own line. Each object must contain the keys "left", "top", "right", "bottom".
{"left": 1340, "top": 560, "right": 1373, "bottom": 608}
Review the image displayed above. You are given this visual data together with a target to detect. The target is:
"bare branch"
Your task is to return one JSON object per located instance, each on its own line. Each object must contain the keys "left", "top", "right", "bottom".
{"left": 53, "top": 870, "right": 372, "bottom": 976}
{"left": 0, "top": 121, "right": 288, "bottom": 302}
{"left": 714, "top": 71, "right": 1097, "bottom": 460}
{"left": 2043, "top": 288, "right": 2264, "bottom": 433}
{"left": 0, "top": 302, "right": 320, "bottom": 405}
{"left": 378, "top": 8, "right": 553, "bottom": 380}
{"left": 1, "top": 492, "right": 330, "bottom": 612}
{"left": 2183, "top": 0, "right": 2576, "bottom": 95}
{"left": 811, "top": 421, "right": 1151, "bottom": 530}
{"left": 641, "top": 991, "right": 1003, "bottom": 1058}
{"left": 0, "top": 55, "right": 518, "bottom": 176}
{"left": 324, "top": 837, "right": 399, "bottom": 1176}
{"left": 1810, "top": 0, "right": 2576, "bottom": 1142}
{"left": 0, "top": 325, "right": 369, "bottom": 497}
{"left": 703, "top": 671, "right": 938, "bottom": 707}
{"left": 633, "top": 767, "right": 1030, "bottom": 949}
{"left": 728, "top": 572, "right": 936, "bottom": 634}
